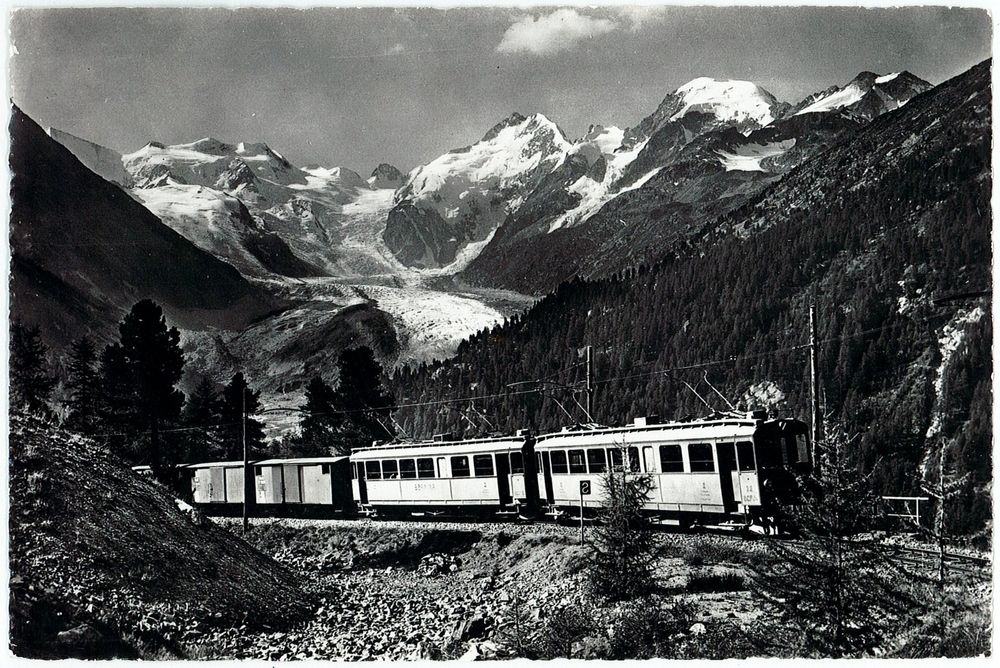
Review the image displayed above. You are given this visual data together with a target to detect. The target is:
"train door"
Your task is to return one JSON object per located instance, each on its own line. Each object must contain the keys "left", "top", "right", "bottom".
{"left": 283, "top": 464, "right": 302, "bottom": 503}
{"left": 716, "top": 442, "right": 738, "bottom": 512}
{"left": 540, "top": 451, "right": 555, "bottom": 504}
{"left": 356, "top": 462, "right": 369, "bottom": 504}
{"left": 495, "top": 453, "right": 512, "bottom": 505}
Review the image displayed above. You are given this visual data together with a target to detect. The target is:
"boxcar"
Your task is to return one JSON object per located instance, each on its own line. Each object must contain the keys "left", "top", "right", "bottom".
{"left": 349, "top": 432, "right": 538, "bottom": 517}
{"left": 253, "top": 456, "right": 353, "bottom": 515}
{"left": 534, "top": 414, "right": 809, "bottom": 527}
{"left": 186, "top": 461, "right": 249, "bottom": 512}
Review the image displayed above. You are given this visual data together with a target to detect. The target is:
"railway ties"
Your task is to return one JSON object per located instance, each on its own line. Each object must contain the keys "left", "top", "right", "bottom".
{"left": 887, "top": 545, "right": 991, "bottom": 578}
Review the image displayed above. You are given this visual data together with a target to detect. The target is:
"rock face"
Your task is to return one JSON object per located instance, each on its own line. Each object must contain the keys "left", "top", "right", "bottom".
{"left": 383, "top": 203, "right": 461, "bottom": 268}
{"left": 384, "top": 112, "right": 574, "bottom": 270}
{"left": 46, "top": 127, "right": 133, "bottom": 187}
{"left": 368, "top": 163, "right": 404, "bottom": 189}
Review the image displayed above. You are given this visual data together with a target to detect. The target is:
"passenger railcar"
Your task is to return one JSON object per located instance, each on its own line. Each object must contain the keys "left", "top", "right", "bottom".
{"left": 349, "top": 432, "right": 539, "bottom": 517}
{"left": 534, "top": 413, "right": 809, "bottom": 528}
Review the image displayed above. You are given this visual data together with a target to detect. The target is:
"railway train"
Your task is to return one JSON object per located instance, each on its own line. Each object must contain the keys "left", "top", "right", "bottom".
{"left": 150, "top": 411, "right": 811, "bottom": 531}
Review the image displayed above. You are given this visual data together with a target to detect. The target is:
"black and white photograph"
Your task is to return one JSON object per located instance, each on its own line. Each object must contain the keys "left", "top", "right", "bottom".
{"left": 3, "top": 1, "right": 995, "bottom": 661}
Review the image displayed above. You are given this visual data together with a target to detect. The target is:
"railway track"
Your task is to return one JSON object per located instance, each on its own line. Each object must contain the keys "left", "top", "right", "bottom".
{"left": 887, "top": 544, "right": 991, "bottom": 577}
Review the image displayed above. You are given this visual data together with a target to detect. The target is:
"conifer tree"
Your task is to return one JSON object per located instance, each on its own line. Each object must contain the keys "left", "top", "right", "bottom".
{"left": 182, "top": 376, "right": 224, "bottom": 462}
{"left": 296, "top": 376, "right": 338, "bottom": 457}
{"left": 110, "top": 300, "right": 186, "bottom": 476}
{"left": 589, "top": 446, "right": 655, "bottom": 601}
{"left": 331, "top": 347, "right": 395, "bottom": 453}
{"left": 63, "top": 335, "right": 101, "bottom": 434}
{"left": 10, "top": 320, "right": 56, "bottom": 418}
{"left": 219, "top": 372, "right": 265, "bottom": 460}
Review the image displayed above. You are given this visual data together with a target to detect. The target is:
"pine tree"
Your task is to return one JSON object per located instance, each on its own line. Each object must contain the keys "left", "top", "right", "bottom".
{"left": 295, "top": 376, "right": 338, "bottom": 457}
{"left": 758, "top": 423, "right": 921, "bottom": 657}
{"left": 331, "top": 347, "right": 395, "bottom": 453}
{"left": 219, "top": 372, "right": 265, "bottom": 461}
{"left": 589, "top": 447, "right": 655, "bottom": 601}
{"left": 63, "top": 336, "right": 101, "bottom": 434}
{"left": 111, "top": 300, "right": 186, "bottom": 476}
{"left": 10, "top": 320, "right": 56, "bottom": 418}
{"left": 181, "top": 376, "right": 224, "bottom": 462}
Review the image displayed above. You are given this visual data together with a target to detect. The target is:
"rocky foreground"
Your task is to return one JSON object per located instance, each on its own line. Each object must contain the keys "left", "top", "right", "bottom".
{"left": 198, "top": 518, "right": 778, "bottom": 660}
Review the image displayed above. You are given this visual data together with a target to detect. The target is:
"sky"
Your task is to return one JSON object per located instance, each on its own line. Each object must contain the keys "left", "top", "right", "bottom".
{"left": 7, "top": 5, "right": 993, "bottom": 174}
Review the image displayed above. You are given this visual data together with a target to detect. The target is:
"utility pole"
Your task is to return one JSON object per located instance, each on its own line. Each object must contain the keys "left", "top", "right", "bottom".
{"left": 242, "top": 387, "right": 249, "bottom": 534}
{"left": 809, "top": 302, "right": 824, "bottom": 471}
{"left": 585, "top": 345, "right": 594, "bottom": 422}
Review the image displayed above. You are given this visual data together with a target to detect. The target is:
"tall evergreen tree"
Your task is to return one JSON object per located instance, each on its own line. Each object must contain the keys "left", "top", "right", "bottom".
{"left": 295, "top": 375, "right": 339, "bottom": 457}
{"left": 181, "top": 376, "right": 224, "bottom": 462}
{"left": 331, "top": 347, "right": 395, "bottom": 453}
{"left": 9, "top": 320, "right": 56, "bottom": 418}
{"left": 106, "top": 300, "right": 186, "bottom": 475}
{"left": 219, "top": 372, "right": 265, "bottom": 461}
{"left": 63, "top": 336, "right": 101, "bottom": 434}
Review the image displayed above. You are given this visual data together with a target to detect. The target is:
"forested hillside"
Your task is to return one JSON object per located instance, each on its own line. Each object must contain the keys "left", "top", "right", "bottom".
{"left": 393, "top": 60, "right": 992, "bottom": 531}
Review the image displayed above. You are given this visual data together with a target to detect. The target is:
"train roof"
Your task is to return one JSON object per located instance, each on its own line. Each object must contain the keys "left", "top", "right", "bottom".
{"left": 184, "top": 460, "right": 248, "bottom": 469}
{"left": 351, "top": 434, "right": 527, "bottom": 459}
{"left": 536, "top": 416, "right": 805, "bottom": 447}
{"left": 254, "top": 456, "right": 349, "bottom": 466}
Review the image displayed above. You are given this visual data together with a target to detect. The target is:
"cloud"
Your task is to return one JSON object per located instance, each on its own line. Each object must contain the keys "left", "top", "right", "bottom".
{"left": 619, "top": 6, "right": 669, "bottom": 33}
{"left": 387, "top": 43, "right": 405, "bottom": 56}
{"left": 496, "top": 9, "right": 617, "bottom": 56}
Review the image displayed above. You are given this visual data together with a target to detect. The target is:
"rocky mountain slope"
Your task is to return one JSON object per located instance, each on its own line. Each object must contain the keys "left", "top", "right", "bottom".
{"left": 8, "top": 416, "right": 309, "bottom": 658}
{"left": 9, "top": 106, "right": 281, "bottom": 350}
{"left": 459, "top": 70, "right": 931, "bottom": 294}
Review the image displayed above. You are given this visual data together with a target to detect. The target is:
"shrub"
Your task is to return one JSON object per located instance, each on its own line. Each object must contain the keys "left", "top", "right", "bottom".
{"left": 685, "top": 572, "right": 746, "bottom": 593}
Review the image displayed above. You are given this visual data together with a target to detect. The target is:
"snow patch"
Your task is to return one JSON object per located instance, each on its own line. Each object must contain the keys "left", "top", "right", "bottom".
{"left": 796, "top": 83, "right": 866, "bottom": 116}
{"left": 716, "top": 139, "right": 796, "bottom": 172}
{"left": 875, "top": 72, "right": 901, "bottom": 84}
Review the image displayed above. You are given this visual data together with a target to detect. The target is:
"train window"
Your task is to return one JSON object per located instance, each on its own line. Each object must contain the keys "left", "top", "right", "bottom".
{"left": 510, "top": 452, "right": 524, "bottom": 474}
{"left": 451, "top": 455, "right": 471, "bottom": 477}
{"left": 628, "top": 447, "right": 641, "bottom": 472}
{"left": 550, "top": 451, "right": 568, "bottom": 474}
{"left": 473, "top": 454, "right": 495, "bottom": 477}
{"left": 587, "top": 448, "right": 607, "bottom": 473}
{"left": 659, "top": 444, "right": 685, "bottom": 472}
{"left": 609, "top": 448, "right": 623, "bottom": 469}
{"left": 255, "top": 466, "right": 263, "bottom": 476}
{"left": 350, "top": 463, "right": 356, "bottom": 479}
{"left": 399, "top": 459, "right": 417, "bottom": 479}
{"left": 536, "top": 452, "right": 543, "bottom": 471}
{"left": 688, "top": 443, "right": 715, "bottom": 472}
{"left": 417, "top": 458, "right": 435, "bottom": 479}
{"left": 568, "top": 450, "right": 587, "bottom": 474}
{"left": 382, "top": 460, "right": 399, "bottom": 479}
{"left": 365, "top": 461, "right": 382, "bottom": 480}
{"left": 322, "top": 464, "right": 330, "bottom": 475}
{"left": 736, "top": 441, "right": 756, "bottom": 471}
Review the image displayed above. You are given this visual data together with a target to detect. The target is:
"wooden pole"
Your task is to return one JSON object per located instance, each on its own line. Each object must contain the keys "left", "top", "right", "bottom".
{"left": 585, "top": 345, "right": 594, "bottom": 422}
{"left": 242, "top": 387, "right": 249, "bottom": 534}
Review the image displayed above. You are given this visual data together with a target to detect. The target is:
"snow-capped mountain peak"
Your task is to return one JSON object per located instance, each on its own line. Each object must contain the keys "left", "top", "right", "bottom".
{"left": 670, "top": 77, "right": 781, "bottom": 127}
{"left": 792, "top": 70, "right": 931, "bottom": 119}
